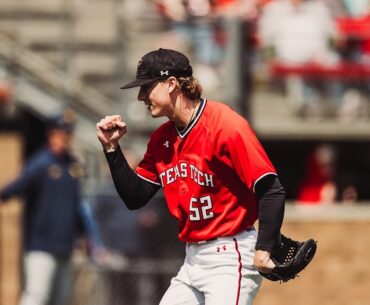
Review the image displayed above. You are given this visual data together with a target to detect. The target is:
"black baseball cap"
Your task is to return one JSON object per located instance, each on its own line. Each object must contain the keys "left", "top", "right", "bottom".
{"left": 46, "top": 110, "right": 76, "bottom": 133}
{"left": 120, "top": 48, "right": 193, "bottom": 89}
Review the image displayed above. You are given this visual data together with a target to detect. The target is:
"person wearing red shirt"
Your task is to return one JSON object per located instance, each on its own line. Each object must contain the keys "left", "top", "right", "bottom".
{"left": 96, "top": 48, "right": 285, "bottom": 305}
{"left": 297, "top": 144, "right": 338, "bottom": 204}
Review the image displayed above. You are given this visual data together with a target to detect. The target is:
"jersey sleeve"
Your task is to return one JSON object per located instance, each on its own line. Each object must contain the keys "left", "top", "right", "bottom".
{"left": 135, "top": 135, "right": 161, "bottom": 186}
{"left": 224, "top": 111, "right": 276, "bottom": 193}
{"left": 0, "top": 155, "right": 45, "bottom": 200}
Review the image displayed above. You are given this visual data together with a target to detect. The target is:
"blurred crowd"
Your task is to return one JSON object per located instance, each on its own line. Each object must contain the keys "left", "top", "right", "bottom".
{"left": 258, "top": 0, "right": 370, "bottom": 121}
{"left": 155, "top": 0, "right": 370, "bottom": 121}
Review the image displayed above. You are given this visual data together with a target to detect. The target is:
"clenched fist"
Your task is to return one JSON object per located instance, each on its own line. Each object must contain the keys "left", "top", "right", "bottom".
{"left": 96, "top": 115, "right": 127, "bottom": 152}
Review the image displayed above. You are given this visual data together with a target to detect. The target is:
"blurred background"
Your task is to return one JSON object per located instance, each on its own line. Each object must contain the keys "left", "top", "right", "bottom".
{"left": 0, "top": 0, "right": 369, "bottom": 304}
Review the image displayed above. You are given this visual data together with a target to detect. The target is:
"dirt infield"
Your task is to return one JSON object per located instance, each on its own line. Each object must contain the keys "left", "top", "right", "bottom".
{"left": 254, "top": 221, "right": 370, "bottom": 305}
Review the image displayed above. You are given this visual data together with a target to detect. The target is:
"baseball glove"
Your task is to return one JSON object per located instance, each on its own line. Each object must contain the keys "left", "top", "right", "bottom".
{"left": 259, "top": 234, "right": 317, "bottom": 282}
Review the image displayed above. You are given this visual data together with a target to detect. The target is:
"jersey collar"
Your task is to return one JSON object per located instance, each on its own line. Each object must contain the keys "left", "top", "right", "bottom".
{"left": 176, "top": 98, "right": 206, "bottom": 138}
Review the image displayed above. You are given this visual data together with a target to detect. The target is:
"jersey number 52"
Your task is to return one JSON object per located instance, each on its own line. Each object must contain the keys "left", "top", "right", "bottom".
{"left": 189, "top": 195, "right": 214, "bottom": 221}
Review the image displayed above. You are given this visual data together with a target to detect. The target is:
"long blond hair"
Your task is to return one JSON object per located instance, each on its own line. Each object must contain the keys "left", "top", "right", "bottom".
{"left": 177, "top": 76, "right": 203, "bottom": 100}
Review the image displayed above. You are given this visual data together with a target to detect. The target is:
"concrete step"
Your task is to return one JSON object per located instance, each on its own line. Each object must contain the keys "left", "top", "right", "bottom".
{"left": 70, "top": 53, "right": 117, "bottom": 77}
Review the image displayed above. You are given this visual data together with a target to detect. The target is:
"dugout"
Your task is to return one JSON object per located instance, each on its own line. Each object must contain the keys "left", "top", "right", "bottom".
{"left": 261, "top": 139, "right": 370, "bottom": 203}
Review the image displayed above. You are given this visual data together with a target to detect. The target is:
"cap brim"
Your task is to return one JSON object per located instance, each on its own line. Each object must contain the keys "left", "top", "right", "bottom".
{"left": 120, "top": 78, "right": 156, "bottom": 89}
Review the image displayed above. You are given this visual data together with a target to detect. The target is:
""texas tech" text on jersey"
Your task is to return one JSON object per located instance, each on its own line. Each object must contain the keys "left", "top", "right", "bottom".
{"left": 159, "top": 161, "right": 214, "bottom": 187}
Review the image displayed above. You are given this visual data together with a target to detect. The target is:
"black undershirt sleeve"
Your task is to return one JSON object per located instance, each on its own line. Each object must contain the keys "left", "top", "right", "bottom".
{"left": 104, "top": 145, "right": 160, "bottom": 210}
{"left": 254, "top": 174, "right": 286, "bottom": 251}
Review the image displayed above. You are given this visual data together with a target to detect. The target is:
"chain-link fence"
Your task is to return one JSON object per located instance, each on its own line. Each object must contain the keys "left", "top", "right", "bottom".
{"left": 73, "top": 187, "right": 185, "bottom": 305}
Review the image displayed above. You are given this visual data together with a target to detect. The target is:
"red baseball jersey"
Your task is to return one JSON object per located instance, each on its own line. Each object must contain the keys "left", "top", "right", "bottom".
{"left": 136, "top": 99, "right": 276, "bottom": 242}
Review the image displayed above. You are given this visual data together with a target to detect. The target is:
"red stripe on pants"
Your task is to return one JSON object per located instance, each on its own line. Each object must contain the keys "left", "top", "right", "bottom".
{"left": 233, "top": 238, "right": 242, "bottom": 305}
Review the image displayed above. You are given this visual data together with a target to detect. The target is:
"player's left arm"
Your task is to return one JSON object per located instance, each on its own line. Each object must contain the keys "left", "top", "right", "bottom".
{"left": 254, "top": 174, "right": 286, "bottom": 272}
{"left": 222, "top": 110, "right": 285, "bottom": 272}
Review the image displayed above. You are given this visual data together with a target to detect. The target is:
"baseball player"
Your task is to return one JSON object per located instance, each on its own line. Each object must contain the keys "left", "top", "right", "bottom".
{"left": 0, "top": 112, "right": 85, "bottom": 305}
{"left": 96, "top": 48, "right": 286, "bottom": 305}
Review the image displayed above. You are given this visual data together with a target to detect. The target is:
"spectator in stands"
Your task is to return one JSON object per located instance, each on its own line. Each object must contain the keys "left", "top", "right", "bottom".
{"left": 156, "top": 0, "right": 222, "bottom": 66}
{"left": 0, "top": 110, "right": 87, "bottom": 305}
{"left": 322, "top": 0, "right": 347, "bottom": 17}
{"left": 297, "top": 144, "right": 338, "bottom": 205}
{"left": 334, "top": 0, "right": 370, "bottom": 122}
{"left": 342, "top": 0, "right": 370, "bottom": 17}
{"left": 296, "top": 143, "right": 358, "bottom": 205}
{"left": 338, "top": 0, "right": 370, "bottom": 62}
{"left": 155, "top": 0, "right": 271, "bottom": 95}
{"left": 155, "top": 0, "right": 225, "bottom": 92}
{"left": 258, "top": 0, "right": 343, "bottom": 119}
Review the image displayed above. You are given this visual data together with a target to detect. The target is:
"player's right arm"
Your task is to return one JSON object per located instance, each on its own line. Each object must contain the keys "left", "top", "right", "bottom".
{"left": 96, "top": 115, "right": 160, "bottom": 210}
{"left": 96, "top": 115, "right": 127, "bottom": 152}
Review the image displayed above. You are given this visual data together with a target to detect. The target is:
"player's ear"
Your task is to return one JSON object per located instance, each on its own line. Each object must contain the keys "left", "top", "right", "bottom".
{"left": 167, "top": 77, "right": 178, "bottom": 93}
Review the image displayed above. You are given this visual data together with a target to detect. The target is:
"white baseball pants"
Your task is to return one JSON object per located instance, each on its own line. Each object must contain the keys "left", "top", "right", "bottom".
{"left": 19, "top": 251, "right": 72, "bottom": 305}
{"left": 159, "top": 229, "right": 262, "bottom": 305}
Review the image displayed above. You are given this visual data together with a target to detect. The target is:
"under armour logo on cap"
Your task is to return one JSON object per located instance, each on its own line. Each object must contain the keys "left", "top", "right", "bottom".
{"left": 160, "top": 70, "right": 169, "bottom": 76}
